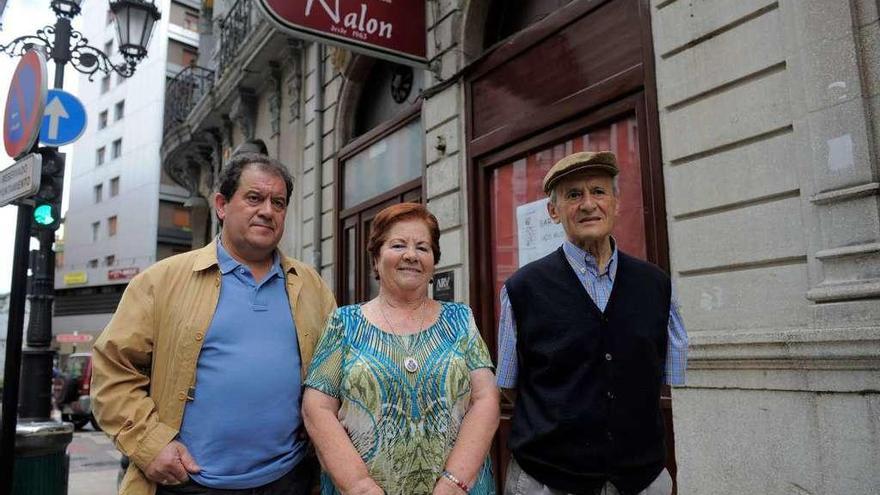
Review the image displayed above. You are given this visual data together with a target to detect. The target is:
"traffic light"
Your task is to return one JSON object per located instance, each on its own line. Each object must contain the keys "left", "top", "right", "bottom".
{"left": 32, "top": 147, "right": 65, "bottom": 232}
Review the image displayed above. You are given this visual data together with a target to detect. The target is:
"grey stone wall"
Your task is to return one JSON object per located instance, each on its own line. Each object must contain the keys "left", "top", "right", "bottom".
{"left": 652, "top": 0, "right": 880, "bottom": 492}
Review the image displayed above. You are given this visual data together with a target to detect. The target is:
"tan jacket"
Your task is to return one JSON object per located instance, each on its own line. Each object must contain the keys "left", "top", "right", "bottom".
{"left": 91, "top": 240, "right": 337, "bottom": 495}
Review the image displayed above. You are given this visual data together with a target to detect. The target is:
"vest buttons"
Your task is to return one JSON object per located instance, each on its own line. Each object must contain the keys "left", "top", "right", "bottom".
{"left": 178, "top": 392, "right": 186, "bottom": 401}
{"left": 605, "top": 353, "right": 613, "bottom": 361}
{"left": 606, "top": 431, "right": 614, "bottom": 441}
{"left": 195, "top": 332, "right": 204, "bottom": 341}
{"left": 601, "top": 315, "right": 608, "bottom": 324}
{"left": 607, "top": 391, "right": 615, "bottom": 399}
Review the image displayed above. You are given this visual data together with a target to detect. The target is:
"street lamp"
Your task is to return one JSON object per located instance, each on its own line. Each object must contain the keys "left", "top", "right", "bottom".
{"left": 1, "top": 0, "right": 161, "bottom": 82}
{"left": 0, "top": 1, "right": 161, "bottom": 493}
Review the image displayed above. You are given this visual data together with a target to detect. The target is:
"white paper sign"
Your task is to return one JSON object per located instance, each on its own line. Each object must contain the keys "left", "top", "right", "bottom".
{"left": 516, "top": 198, "right": 566, "bottom": 267}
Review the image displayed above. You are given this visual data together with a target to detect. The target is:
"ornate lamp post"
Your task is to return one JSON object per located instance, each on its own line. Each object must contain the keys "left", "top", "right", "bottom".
{"left": 0, "top": 1, "right": 160, "bottom": 493}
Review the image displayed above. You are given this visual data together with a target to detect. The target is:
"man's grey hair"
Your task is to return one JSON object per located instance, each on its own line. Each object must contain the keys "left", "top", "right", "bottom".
{"left": 549, "top": 175, "right": 620, "bottom": 204}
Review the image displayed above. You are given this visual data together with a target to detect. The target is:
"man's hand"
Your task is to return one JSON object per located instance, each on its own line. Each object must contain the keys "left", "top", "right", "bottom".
{"left": 143, "top": 440, "right": 201, "bottom": 485}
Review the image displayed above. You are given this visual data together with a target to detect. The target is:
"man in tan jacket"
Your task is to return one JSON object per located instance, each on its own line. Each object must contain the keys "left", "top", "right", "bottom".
{"left": 92, "top": 153, "right": 337, "bottom": 495}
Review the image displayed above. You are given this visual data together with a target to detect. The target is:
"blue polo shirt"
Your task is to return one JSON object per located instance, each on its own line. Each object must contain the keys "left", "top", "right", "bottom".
{"left": 179, "top": 240, "right": 305, "bottom": 489}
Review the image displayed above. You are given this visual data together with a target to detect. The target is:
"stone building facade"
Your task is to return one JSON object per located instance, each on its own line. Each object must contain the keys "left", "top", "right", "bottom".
{"left": 161, "top": 0, "right": 880, "bottom": 492}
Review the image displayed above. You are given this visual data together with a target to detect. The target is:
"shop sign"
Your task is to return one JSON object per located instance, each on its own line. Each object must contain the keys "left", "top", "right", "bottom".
{"left": 56, "top": 333, "right": 93, "bottom": 343}
{"left": 64, "top": 271, "right": 88, "bottom": 285}
{"left": 108, "top": 267, "right": 139, "bottom": 281}
{"left": 257, "top": 0, "right": 427, "bottom": 67}
{"left": 433, "top": 270, "right": 454, "bottom": 302}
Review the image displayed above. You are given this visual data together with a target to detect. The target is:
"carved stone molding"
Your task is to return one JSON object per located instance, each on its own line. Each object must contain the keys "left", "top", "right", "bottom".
{"left": 285, "top": 43, "right": 304, "bottom": 123}
{"left": 268, "top": 62, "right": 282, "bottom": 137}
{"left": 229, "top": 87, "right": 257, "bottom": 140}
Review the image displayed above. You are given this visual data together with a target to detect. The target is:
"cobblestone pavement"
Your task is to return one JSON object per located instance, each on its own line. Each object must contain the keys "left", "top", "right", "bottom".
{"left": 68, "top": 425, "right": 121, "bottom": 495}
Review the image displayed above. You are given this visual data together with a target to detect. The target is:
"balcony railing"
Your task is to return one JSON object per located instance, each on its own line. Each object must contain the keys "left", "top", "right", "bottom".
{"left": 164, "top": 64, "right": 215, "bottom": 135}
{"left": 217, "top": 0, "right": 259, "bottom": 78}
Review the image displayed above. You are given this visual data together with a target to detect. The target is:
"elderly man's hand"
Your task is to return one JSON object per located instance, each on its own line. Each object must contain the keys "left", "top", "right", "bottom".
{"left": 144, "top": 440, "right": 201, "bottom": 486}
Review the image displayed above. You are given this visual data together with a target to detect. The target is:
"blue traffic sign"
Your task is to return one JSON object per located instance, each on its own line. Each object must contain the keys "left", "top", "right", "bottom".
{"left": 4, "top": 50, "right": 47, "bottom": 158}
{"left": 40, "top": 90, "right": 87, "bottom": 147}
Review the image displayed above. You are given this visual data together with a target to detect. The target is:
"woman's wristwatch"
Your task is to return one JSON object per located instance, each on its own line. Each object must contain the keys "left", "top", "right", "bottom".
{"left": 440, "top": 470, "right": 469, "bottom": 493}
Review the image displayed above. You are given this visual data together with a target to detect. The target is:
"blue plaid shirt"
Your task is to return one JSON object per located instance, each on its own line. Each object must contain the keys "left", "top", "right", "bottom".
{"left": 496, "top": 240, "right": 688, "bottom": 388}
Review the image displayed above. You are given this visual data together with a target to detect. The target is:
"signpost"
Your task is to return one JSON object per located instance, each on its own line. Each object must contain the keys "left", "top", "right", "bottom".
{"left": 55, "top": 333, "right": 93, "bottom": 344}
{"left": 257, "top": 0, "right": 427, "bottom": 67}
{"left": 3, "top": 50, "right": 47, "bottom": 159}
{"left": 0, "top": 153, "right": 41, "bottom": 207}
{"left": 39, "top": 89, "right": 87, "bottom": 147}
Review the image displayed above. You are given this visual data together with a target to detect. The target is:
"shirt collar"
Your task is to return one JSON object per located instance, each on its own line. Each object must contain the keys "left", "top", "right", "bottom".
{"left": 216, "top": 236, "right": 283, "bottom": 279}
{"left": 562, "top": 237, "right": 618, "bottom": 279}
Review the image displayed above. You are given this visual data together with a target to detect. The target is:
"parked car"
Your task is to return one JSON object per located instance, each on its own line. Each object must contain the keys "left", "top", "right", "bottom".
{"left": 52, "top": 352, "right": 98, "bottom": 430}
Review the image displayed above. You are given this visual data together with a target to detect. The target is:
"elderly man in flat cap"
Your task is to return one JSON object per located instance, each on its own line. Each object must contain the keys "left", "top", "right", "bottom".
{"left": 497, "top": 151, "right": 688, "bottom": 495}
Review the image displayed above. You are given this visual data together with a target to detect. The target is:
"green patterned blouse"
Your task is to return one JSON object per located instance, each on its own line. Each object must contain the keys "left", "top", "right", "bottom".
{"left": 305, "top": 302, "right": 496, "bottom": 495}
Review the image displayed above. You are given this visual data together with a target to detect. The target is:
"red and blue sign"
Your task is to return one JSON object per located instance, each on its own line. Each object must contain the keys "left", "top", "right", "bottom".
{"left": 4, "top": 50, "right": 48, "bottom": 159}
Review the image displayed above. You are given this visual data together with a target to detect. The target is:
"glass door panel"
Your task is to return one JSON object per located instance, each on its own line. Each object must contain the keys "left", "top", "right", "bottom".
{"left": 488, "top": 115, "right": 644, "bottom": 320}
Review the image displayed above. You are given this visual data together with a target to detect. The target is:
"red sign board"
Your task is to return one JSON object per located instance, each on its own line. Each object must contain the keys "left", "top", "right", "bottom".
{"left": 108, "top": 267, "right": 139, "bottom": 281}
{"left": 4, "top": 50, "right": 48, "bottom": 159}
{"left": 56, "top": 333, "right": 93, "bottom": 343}
{"left": 258, "top": 0, "right": 426, "bottom": 67}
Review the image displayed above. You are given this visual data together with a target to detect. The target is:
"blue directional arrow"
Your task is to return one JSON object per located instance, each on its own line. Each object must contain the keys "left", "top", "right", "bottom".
{"left": 40, "top": 89, "right": 87, "bottom": 147}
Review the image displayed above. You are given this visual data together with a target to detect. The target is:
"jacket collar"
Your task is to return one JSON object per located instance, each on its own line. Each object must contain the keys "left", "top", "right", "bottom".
{"left": 191, "top": 237, "right": 299, "bottom": 277}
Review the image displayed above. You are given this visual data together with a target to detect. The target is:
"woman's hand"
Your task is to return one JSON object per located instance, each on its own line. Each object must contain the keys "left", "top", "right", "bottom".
{"left": 345, "top": 477, "right": 385, "bottom": 495}
{"left": 432, "top": 476, "right": 467, "bottom": 495}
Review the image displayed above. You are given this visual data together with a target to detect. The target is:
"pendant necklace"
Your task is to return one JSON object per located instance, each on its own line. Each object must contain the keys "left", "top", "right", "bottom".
{"left": 379, "top": 295, "right": 427, "bottom": 373}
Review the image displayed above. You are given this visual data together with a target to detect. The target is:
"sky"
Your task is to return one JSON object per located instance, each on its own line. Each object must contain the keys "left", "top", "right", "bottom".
{"left": 0, "top": 0, "right": 81, "bottom": 294}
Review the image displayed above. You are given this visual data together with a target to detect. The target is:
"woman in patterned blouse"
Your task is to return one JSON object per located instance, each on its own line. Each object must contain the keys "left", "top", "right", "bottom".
{"left": 303, "top": 202, "right": 500, "bottom": 495}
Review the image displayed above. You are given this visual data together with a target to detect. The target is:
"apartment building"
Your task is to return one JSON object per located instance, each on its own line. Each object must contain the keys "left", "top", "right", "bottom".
{"left": 53, "top": 0, "right": 200, "bottom": 354}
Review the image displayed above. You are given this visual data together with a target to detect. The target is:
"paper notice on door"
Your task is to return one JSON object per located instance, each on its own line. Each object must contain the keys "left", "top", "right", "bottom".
{"left": 516, "top": 198, "right": 566, "bottom": 267}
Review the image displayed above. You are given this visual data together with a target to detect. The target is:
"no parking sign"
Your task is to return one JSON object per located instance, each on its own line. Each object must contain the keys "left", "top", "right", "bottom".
{"left": 4, "top": 50, "right": 48, "bottom": 159}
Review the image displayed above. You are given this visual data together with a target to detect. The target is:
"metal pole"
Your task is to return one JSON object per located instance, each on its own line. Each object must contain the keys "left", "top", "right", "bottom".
{"left": 20, "top": 229, "right": 55, "bottom": 420}
{"left": 0, "top": 204, "right": 35, "bottom": 493}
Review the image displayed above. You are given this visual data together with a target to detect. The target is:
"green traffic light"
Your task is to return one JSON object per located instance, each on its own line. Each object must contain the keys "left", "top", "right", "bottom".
{"left": 34, "top": 204, "right": 56, "bottom": 226}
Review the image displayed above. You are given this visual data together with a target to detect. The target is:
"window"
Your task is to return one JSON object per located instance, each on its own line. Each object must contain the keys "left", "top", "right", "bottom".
{"left": 101, "top": 75, "right": 110, "bottom": 93}
{"left": 105, "top": 255, "right": 115, "bottom": 267}
{"left": 117, "top": 72, "right": 126, "bottom": 85}
{"left": 182, "top": 47, "right": 198, "bottom": 66}
{"left": 104, "top": 40, "right": 113, "bottom": 56}
{"left": 91, "top": 221, "right": 100, "bottom": 241}
{"left": 110, "top": 177, "right": 120, "bottom": 197}
{"left": 166, "top": 39, "right": 199, "bottom": 66}
{"left": 337, "top": 61, "right": 425, "bottom": 305}
{"left": 184, "top": 11, "right": 199, "bottom": 31}
{"left": 87, "top": 259, "right": 99, "bottom": 268}
{"left": 159, "top": 200, "right": 191, "bottom": 230}
{"left": 107, "top": 216, "right": 117, "bottom": 237}
{"left": 96, "top": 147, "right": 106, "bottom": 166}
{"left": 112, "top": 139, "right": 122, "bottom": 158}
{"left": 114, "top": 100, "right": 125, "bottom": 120}
{"left": 170, "top": 2, "right": 201, "bottom": 31}
{"left": 98, "top": 110, "right": 108, "bottom": 130}
{"left": 106, "top": 9, "right": 113, "bottom": 25}
{"left": 94, "top": 183, "right": 103, "bottom": 203}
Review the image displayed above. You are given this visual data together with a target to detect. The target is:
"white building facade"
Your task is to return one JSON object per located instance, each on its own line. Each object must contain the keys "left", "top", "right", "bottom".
{"left": 53, "top": 0, "right": 199, "bottom": 352}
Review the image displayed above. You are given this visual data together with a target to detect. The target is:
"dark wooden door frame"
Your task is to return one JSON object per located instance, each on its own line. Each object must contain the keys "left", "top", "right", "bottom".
{"left": 334, "top": 106, "right": 426, "bottom": 304}
{"left": 463, "top": 0, "right": 671, "bottom": 488}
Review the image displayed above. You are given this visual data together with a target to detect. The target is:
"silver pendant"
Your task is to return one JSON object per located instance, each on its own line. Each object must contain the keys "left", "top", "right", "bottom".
{"left": 403, "top": 356, "right": 419, "bottom": 373}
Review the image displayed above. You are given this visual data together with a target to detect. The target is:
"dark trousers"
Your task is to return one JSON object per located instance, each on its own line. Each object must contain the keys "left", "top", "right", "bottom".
{"left": 156, "top": 455, "right": 318, "bottom": 495}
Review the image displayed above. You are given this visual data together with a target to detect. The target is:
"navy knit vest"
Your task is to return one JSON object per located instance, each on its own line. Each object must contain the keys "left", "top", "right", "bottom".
{"left": 505, "top": 247, "right": 671, "bottom": 495}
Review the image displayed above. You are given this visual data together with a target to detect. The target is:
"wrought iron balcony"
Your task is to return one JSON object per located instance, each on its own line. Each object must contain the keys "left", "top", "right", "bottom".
{"left": 217, "top": 0, "right": 259, "bottom": 78}
{"left": 164, "top": 64, "right": 215, "bottom": 135}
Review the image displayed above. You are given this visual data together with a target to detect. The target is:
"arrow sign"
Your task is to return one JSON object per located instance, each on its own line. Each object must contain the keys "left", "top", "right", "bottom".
{"left": 39, "top": 89, "right": 87, "bottom": 147}
{"left": 44, "top": 96, "right": 69, "bottom": 140}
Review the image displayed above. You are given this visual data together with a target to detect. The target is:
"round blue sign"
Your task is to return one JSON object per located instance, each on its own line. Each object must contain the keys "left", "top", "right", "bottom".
{"left": 40, "top": 89, "right": 88, "bottom": 147}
